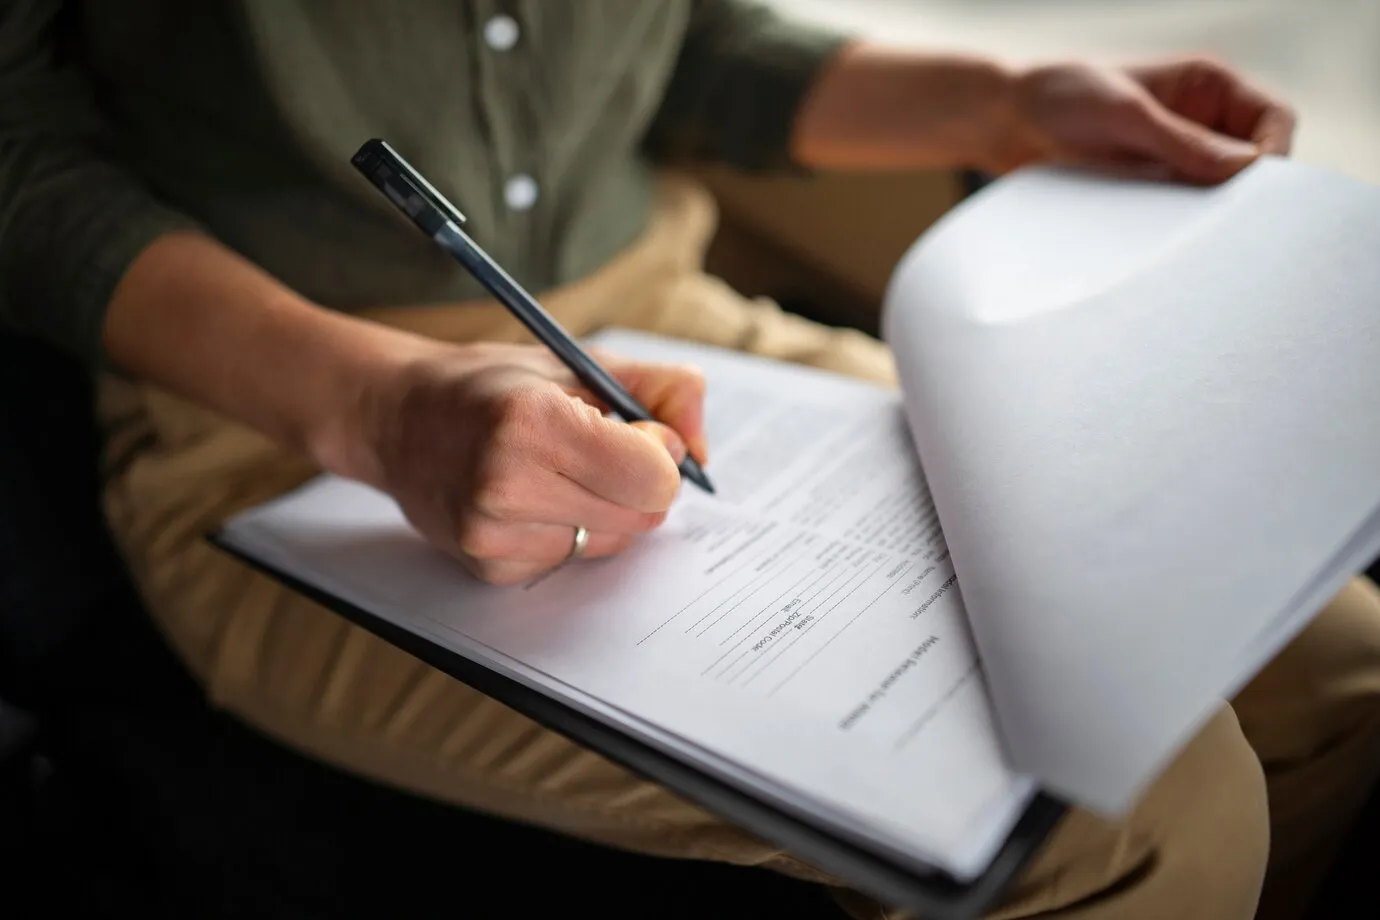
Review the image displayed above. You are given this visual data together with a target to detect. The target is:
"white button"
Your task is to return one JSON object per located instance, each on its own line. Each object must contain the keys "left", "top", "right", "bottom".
{"left": 503, "top": 174, "right": 539, "bottom": 211}
{"left": 483, "top": 15, "right": 520, "bottom": 52}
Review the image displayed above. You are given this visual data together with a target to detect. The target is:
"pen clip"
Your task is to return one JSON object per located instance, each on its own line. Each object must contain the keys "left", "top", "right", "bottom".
{"left": 352, "top": 138, "right": 468, "bottom": 230}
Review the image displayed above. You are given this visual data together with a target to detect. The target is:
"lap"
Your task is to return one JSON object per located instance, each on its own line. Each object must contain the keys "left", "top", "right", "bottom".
{"left": 1233, "top": 575, "right": 1380, "bottom": 757}
{"left": 98, "top": 229, "right": 1380, "bottom": 919}
{"left": 98, "top": 266, "right": 901, "bottom": 888}
{"left": 120, "top": 529, "right": 1276, "bottom": 919}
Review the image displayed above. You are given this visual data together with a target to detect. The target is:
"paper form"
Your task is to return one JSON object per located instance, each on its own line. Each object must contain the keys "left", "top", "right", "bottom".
{"left": 884, "top": 156, "right": 1380, "bottom": 815}
{"left": 220, "top": 329, "right": 1035, "bottom": 880}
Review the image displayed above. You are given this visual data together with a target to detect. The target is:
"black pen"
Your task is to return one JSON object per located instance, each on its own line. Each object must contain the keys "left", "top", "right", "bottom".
{"left": 350, "top": 139, "right": 714, "bottom": 494}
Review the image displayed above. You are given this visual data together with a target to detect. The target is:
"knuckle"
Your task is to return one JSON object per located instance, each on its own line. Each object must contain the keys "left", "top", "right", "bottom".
{"left": 491, "top": 386, "right": 552, "bottom": 442}
{"left": 463, "top": 556, "right": 528, "bottom": 587}
{"left": 471, "top": 464, "right": 532, "bottom": 520}
{"left": 674, "top": 363, "right": 707, "bottom": 394}
{"left": 1191, "top": 53, "right": 1228, "bottom": 73}
{"left": 1109, "top": 95, "right": 1149, "bottom": 121}
{"left": 566, "top": 394, "right": 609, "bottom": 431}
{"left": 493, "top": 386, "right": 580, "bottom": 467}
{"left": 635, "top": 509, "right": 669, "bottom": 532}
{"left": 555, "top": 397, "right": 614, "bottom": 457}
{"left": 454, "top": 514, "right": 508, "bottom": 561}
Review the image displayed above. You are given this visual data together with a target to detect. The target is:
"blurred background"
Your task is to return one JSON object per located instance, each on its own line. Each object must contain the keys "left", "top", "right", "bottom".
{"left": 705, "top": 0, "right": 1380, "bottom": 337}
{"left": 774, "top": 0, "right": 1380, "bottom": 183}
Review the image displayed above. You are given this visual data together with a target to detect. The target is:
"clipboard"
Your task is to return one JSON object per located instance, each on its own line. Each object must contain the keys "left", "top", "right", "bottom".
{"left": 210, "top": 533, "right": 1066, "bottom": 920}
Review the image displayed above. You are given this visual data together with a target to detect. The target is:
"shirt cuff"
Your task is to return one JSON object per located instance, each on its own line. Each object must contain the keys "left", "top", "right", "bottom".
{"left": 716, "top": 16, "right": 853, "bottom": 172}
{"left": 1, "top": 170, "right": 200, "bottom": 369}
{"left": 648, "top": 6, "right": 854, "bottom": 173}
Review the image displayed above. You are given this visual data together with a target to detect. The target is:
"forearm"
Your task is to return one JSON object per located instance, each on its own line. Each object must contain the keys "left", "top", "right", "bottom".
{"left": 790, "top": 43, "right": 1019, "bottom": 172}
{"left": 103, "top": 231, "right": 425, "bottom": 479}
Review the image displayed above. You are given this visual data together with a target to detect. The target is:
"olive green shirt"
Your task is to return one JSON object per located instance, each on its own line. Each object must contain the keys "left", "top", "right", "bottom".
{"left": 0, "top": 0, "right": 849, "bottom": 366}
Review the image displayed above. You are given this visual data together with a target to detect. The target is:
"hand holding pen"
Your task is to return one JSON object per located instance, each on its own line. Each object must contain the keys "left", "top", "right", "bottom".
{"left": 351, "top": 139, "right": 714, "bottom": 495}
{"left": 335, "top": 139, "right": 713, "bottom": 584}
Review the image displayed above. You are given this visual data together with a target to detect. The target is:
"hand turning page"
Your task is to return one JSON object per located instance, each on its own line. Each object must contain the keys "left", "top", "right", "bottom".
{"left": 884, "top": 156, "right": 1380, "bottom": 813}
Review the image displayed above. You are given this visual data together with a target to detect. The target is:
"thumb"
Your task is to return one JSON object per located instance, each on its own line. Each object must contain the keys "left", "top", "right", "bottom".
{"left": 555, "top": 410, "right": 686, "bottom": 513}
{"left": 630, "top": 420, "right": 688, "bottom": 466}
{"left": 592, "top": 351, "right": 709, "bottom": 463}
{"left": 1128, "top": 100, "right": 1259, "bottom": 183}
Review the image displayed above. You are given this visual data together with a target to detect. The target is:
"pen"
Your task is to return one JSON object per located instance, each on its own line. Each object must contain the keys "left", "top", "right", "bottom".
{"left": 350, "top": 139, "right": 715, "bottom": 495}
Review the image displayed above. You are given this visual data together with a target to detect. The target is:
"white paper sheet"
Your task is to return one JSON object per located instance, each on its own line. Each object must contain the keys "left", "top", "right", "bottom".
{"left": 220, "top": 330, "right": 1035, "bottom": 881}
{"left": 884, "top": 157, "right": 1380, "bottom": 814}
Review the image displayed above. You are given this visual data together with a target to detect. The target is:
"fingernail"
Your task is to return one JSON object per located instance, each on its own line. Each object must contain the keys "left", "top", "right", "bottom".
{"left": 635, "top": 422, "right": 686, "bottom": 463}
{"left": 688, "top": 434, "right": 709, "bottom": 465}
{"left": 658, "top": 427, "right": 688, "bottom": 464}
{"left": 1213, "top": 137, "right": 1258, "bottom": 163}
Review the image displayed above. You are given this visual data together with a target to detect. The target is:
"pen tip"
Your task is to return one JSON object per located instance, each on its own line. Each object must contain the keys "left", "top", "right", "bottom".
{"left": 679, "top": 457, "right": 716, "bottom": 495}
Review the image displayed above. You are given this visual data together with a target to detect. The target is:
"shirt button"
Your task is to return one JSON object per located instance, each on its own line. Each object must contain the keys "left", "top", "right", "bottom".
{"left": 504, "top": 174, "right": 539, "bottom": 211}
{"left": 483, "top": 15, "right": 520, "bottom": 52}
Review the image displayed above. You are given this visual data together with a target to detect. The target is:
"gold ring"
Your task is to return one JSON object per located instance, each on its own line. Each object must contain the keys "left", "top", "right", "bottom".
{"left": 567, "top": 525, "right": 590, "bottom": 562}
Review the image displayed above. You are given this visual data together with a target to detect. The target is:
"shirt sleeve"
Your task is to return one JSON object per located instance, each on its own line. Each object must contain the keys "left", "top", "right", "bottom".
{"left": 0, "top": 0, "right": 200, "bottom": 367}
{"left": 644, "top": 0, "right": 853, "bottom": 172}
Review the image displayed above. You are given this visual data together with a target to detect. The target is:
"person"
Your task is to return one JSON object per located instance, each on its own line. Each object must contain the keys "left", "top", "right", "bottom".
{"left": 2, "top": 1, "right": 1378, "bottom": 917}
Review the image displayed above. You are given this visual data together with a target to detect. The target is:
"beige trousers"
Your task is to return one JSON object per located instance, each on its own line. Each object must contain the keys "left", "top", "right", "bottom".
{"left": 98, "top": 176, "right": 1380, "bottom": 919}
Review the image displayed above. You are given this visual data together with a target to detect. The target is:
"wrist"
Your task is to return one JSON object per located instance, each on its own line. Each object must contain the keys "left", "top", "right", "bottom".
{"left": 295, "top": 312, "right": 435, "bottom": 488}
{"left": 792, "top": 43, "right": 1021, "bottom": 171}
{"left": 974, "top": 61, "right": 1060, "bottom": 174}
{"left": 103, "top": 231, "right": 453, "bottom": 489}
{"left": 945, "top": 55, "right": 1025, "bottom": 172}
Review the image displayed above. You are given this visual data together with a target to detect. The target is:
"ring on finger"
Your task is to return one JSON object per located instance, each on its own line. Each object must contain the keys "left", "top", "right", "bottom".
{"left": 565, "top": 525, "right": 590, "bottom": 563}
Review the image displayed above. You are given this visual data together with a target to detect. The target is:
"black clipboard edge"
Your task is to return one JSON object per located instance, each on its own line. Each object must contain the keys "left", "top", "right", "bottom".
{"left": 208, "top": 532, "right": 1066, "bottom": 919}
